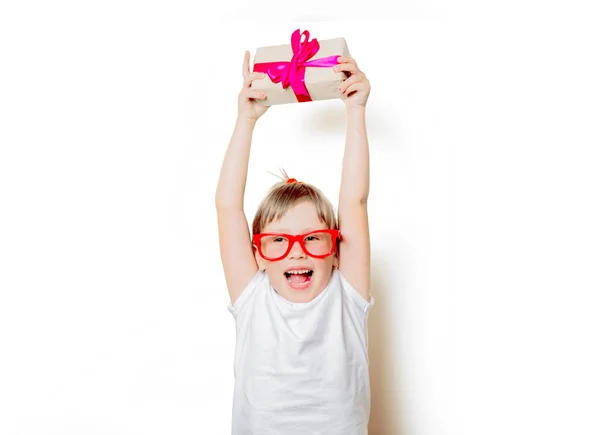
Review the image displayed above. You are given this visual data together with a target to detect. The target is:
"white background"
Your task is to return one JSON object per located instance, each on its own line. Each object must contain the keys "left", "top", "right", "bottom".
{"left": 1, "top": 1, "right": 599, "bottom": 434}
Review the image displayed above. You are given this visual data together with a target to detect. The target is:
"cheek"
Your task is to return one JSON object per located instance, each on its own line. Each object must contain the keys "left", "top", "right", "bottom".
{"left": 268, "top": 265, "right": 285, "bottom": 279}
{"left": 315, "top": 259, "right": 335, "bottom": 277}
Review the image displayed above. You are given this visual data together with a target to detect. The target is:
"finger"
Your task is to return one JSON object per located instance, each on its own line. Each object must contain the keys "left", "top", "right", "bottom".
{"left": 337, "top": 56, "right": 357, "bottom": 66}
{"left": 339, "top": 74, "right": 361, "bottom": 93}
{"left": 242, "top": 51, "right": 250, "bottom": 77}
{"left": 342, "top": 82, "right": 364, "bottom": 96}
{"left": 334, "top": 62, "right": 362, "bottom": 76}
{"left": 242, "top": 89, "right": 267, "bottom": 100}
{"left": 243, "top": 72, "right": 267, "bottom": 87}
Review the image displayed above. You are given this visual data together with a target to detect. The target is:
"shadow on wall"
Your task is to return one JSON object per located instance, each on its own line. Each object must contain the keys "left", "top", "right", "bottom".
{"left": 302, "top": 101, "right": 402, "bottom": 143}
{"left": 299, "top": 102, "right": 405, "bottom": 432}
{"left": 368, "top": 253, "right": 405, "bottom": 434}
{"left": 306, "top": 104, "right": 347, "bottom": 134}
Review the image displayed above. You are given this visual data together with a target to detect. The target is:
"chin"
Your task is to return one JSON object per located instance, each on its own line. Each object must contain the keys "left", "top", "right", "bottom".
{"left": 274, "top": 268, "right": 333, "bottom": 303}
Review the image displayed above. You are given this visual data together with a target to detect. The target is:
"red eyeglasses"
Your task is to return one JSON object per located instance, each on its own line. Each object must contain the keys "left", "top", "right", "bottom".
{"left": 252, "top": 229, "right": 341, "bottom": 261}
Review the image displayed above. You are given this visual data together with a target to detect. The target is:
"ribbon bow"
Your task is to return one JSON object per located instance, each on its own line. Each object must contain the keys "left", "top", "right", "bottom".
{"left": 253, "top": 29, "right": 341, "bottom": 102}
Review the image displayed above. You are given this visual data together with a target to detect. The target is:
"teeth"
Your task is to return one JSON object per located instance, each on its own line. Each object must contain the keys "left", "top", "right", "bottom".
{"left": 286, "top": 269, "right": 311, "bottom": 275}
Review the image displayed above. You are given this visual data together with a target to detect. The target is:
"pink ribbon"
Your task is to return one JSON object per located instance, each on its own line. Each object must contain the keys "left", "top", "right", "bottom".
{"left": 253, "top": 29, "right": 341, "bottom": 102}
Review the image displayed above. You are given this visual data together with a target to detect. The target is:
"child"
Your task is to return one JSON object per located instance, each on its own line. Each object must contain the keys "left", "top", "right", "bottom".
{"left": 215, "top": 50, "right": 374, "bottom": 435}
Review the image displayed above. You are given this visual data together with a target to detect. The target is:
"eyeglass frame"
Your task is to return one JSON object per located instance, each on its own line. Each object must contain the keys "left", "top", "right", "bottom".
{"left": 252, "top": 229, "right": 341, "bottom": 261}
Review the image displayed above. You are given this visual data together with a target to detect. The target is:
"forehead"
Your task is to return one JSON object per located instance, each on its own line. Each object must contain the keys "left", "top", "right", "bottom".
{"left": 264, "top": 200, "right": 327, "bottom": 233}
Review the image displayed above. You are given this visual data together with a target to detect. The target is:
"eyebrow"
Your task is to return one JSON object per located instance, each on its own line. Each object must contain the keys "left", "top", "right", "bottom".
{"left": 268, "top": 227, "right": 325, "bottom": 234}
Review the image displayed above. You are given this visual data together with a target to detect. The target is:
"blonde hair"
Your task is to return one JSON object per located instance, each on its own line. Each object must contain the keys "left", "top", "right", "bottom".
{"left": 251, "top": 169, "right": 338, "bottom": 236}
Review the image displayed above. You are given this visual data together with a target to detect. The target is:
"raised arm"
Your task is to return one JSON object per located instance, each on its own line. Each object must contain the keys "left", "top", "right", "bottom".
{"left": 215, "top": 51, "right": 268, "bottom": 305}
{"left": 335, "top": 56, "right": 372, "bottom": 302}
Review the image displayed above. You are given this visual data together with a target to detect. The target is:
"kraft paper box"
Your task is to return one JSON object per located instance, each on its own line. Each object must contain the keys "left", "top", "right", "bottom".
{"left": 251, "top": 29, "right": 351, "bottom": 106}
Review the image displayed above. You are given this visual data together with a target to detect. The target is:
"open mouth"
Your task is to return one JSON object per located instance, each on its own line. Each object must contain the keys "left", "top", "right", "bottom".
{"left": 284, "top": 269, "right": 314, "bottom": 288}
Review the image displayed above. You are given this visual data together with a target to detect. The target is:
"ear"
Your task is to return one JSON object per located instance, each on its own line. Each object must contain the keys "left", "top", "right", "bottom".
{"left": 333, "top": 243, "right": 340, "bottom": 268}
{"left": 254, "top": 246, "right": 267, "bottom": 271}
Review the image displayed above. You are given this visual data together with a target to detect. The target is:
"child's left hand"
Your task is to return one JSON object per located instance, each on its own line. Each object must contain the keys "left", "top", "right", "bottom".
{"left": 334, "top": 56, "right": 370, "bottom": 109}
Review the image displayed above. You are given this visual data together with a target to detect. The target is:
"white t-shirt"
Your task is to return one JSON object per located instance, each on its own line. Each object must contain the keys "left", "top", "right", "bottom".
{"left": 227, "top": 267, "right": 375, "bottom": 435}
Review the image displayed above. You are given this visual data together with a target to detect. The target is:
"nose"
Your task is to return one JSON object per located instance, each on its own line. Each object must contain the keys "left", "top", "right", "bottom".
{"left": 288, "top": 240, "right": 306, "bottom": 258}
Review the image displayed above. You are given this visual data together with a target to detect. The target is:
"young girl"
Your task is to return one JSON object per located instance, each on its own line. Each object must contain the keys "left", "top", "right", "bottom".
{"left": 216, "top": 50, "right": 373, "bottom": 435}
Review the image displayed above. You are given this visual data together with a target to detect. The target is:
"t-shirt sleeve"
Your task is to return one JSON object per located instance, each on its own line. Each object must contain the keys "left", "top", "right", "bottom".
{"left": 227, "top": 270, "right": 266, "bottom": 319}
{"left": 338, "top": 270, "right": 375, "bottom": 315}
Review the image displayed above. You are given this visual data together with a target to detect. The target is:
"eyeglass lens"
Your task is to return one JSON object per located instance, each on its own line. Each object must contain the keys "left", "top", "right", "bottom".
{"left": 261, "top": 232, "right": 333, "bottom": 258}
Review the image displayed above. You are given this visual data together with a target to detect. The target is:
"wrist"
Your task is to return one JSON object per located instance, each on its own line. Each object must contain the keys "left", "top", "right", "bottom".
{"left": 345, "top": 103, "right": 366, "bottom": 112}
{"left": 236, "top": 116, "right": 258, "bottom": 128}
{"left": 345, "top": 105, "right": 366, "bottom": 118}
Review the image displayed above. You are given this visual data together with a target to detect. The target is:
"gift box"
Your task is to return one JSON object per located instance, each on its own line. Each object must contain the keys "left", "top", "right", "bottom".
{"left": 251, "top": 29, "right": 351, "bottom": 106}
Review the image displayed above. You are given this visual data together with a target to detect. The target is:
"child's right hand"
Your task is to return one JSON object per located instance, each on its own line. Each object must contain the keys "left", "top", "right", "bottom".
{"left": 238, "top": 51, "right": 269, "bottom": 122}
